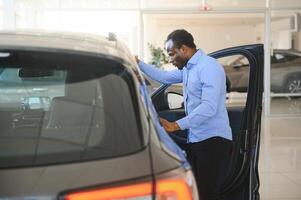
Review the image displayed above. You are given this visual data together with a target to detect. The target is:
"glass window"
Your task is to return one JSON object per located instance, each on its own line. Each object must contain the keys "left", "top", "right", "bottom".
{"left": 58, "top": 11, "right": 139, "bottom": 51}
{"left": 60, "top": 0, "right": 139, "bottom": 9}
{"left": 0, "top": 0, "right": 2, "bottom": 28}
{"left": 15, "top": 9, "right": 139, "bottom": 53}
{"left": 0, "top": 10, "right": 2, "bottom": 28}
{"left": 15, "top": 0, "right": 139, "bottom": 9}
{"left": 0, "top": 50, "right": 143, "bottom": 168}
{"left": 270, "top": 10, "right": 301, "bottom": 116}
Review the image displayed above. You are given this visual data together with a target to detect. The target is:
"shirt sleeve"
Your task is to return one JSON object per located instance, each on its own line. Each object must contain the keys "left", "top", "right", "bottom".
{"left": 176, "top": 61, "right": 225, "bottom": 130}
{"left": 138, "top": 61, "right": 183, "bottom": 84}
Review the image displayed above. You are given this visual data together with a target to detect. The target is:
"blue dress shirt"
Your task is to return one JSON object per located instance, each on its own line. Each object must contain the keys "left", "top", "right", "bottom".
{"left": 138, "top": 49, "right": 232, "bottom": 143}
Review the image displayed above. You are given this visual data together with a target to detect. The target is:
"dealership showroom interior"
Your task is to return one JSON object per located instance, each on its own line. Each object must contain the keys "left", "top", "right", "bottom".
{"left": 1, "top": 0, "right": 301, "bottom": 200}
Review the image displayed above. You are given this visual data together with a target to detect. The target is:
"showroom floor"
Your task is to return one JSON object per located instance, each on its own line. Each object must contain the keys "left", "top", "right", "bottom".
{"left": 259, "top": 98, "right": 301, "bottom": 200}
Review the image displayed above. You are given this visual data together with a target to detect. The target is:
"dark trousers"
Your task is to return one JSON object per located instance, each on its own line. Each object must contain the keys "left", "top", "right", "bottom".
{"left": 186, "top": 137, "right": 232, "bottom": 200}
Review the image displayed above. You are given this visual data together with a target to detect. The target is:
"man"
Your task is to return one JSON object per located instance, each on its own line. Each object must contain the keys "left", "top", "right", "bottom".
{"left": 136, "top": 29, "right": 232, "bottom": 200}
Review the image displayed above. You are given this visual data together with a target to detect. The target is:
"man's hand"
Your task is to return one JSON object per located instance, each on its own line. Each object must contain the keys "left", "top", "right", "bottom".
{"left": 134, "top": 55, "right": 140, "bottom": 64}
{"left": 159, "top": 118, "right": 180, "bottom": 133}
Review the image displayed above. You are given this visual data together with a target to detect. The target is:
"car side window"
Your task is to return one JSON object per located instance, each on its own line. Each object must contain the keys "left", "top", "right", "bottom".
{"left": 219, "top": 55, "right": 250, "bottom": 107}
{"left": 272, "top": 53, "right": 299, "bottom": 64}
{"left": 165, "top": 54, "right": 250, "bottom": 109}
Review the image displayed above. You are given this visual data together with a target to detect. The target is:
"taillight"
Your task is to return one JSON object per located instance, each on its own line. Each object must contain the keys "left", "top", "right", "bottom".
{"left": 64, "top": 168, "right": 198, "bottom": 200}
{"left": 156, "top": 178, "right": 193, "bottom": 199}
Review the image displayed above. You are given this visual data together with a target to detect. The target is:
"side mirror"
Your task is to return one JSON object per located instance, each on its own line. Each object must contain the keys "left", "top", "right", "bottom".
{"left": 167, "top": 92, "right": 184, "bottom": 110}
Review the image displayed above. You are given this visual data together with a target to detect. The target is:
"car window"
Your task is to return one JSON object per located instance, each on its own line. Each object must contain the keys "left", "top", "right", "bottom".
{"left": 165, "top": 54, "right": 250, "bottom": 108}
{"left": 271, "top": 52, "right": 299, "bottom": 64}
{"left": 219, "top": 55, "right": 250, "bottom": 106}
{"left": 0, "top": 51, "right": 143, "bottom": 168}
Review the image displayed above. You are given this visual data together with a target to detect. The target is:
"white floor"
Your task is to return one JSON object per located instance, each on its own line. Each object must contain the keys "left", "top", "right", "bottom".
{"left": 259, "top": 98, "right": 301, "bottom": 200}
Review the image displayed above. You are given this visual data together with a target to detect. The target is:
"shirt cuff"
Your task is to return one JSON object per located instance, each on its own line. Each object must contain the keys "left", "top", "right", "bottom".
{"left": 138, "top": 60, "right": 147, "bottom": 70}
{"left": 176, "top": 117, "right": 190, "bottom": 130}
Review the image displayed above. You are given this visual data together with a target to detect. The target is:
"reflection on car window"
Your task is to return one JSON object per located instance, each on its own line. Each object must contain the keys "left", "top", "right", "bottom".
{"left": 219, "top": 54, "right": 250, "bottom": 107}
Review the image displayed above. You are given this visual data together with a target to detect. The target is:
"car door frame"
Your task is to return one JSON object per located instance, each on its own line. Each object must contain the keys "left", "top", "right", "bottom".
{"left": 151, "top": 44, "right": 264, "bottom": 200}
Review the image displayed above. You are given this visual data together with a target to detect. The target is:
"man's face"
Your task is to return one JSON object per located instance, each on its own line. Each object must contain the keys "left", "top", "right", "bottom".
{"left": 165, "top": 39, "right": 188, "bottom": 70}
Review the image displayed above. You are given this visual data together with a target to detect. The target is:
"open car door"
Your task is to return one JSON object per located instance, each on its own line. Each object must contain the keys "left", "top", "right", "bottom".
{"left": 151, "top": 44, "right": 263, "bottom": 200}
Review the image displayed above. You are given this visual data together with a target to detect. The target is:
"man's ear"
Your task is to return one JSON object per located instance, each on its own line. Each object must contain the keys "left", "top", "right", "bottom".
{"left": 180, "top": 45, "right": 188, "bottom": 55}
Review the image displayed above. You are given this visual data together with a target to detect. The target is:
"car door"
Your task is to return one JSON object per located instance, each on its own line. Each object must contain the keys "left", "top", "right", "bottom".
{"left": 151, "top": 44, "right": 263, "bottom": 200}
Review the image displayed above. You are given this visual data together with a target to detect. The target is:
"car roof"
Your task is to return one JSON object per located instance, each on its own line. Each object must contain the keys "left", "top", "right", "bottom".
{"left": 274, "top": 49, "right": 301, "bottom": 56}
{"left": 0, "top": 30, "right": 136, "bottom": 66}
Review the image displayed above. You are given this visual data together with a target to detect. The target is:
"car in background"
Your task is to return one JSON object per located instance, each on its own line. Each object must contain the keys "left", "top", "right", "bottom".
{"left": 222, "top": 49, "right": 301, "bottom": 94}
{"left": 0, "top": 32, "right": 263, "bottom": 200}
{"left": 271, "top": 49, "right": 301, "bottom": 93}
{"left": 0, "top": 31, "right": 198, "bottom": 200}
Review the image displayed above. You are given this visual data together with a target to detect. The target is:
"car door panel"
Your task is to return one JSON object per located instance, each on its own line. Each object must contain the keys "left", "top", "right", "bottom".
{"left": 206, "top": 45, "right": 263, "bottom": 200}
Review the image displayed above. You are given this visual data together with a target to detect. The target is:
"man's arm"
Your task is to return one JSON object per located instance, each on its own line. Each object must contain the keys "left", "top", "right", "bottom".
{"left": 137, "top": 60, "right": 183, "bottom": 84}
{"left": 176, "top": 62, "right": 225, "bottom": 130}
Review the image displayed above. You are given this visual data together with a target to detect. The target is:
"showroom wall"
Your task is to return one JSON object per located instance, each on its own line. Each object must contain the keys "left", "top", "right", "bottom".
{"left": 143, "top": 14, "right": 261, "bottom": 61}
{"left": 143, "top": 12, "right": 301, "bottom": 59}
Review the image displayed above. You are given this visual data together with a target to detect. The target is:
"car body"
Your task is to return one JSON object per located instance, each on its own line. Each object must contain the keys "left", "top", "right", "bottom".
{"left": 271, "top": 49, "right": 301, "bottom": 93}
{"left": 0, "top": 31, "right": 263, "bottom": 200}
{"left": 223, "top": 49, "right": 301, "bottom": 93}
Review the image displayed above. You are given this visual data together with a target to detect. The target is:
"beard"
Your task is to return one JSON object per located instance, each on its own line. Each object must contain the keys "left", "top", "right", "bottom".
{"left": 174, "top": 60, "right": 188, "bottom": 70}
{"left": 176, "top": 65, "right": 185, "bottom": 70}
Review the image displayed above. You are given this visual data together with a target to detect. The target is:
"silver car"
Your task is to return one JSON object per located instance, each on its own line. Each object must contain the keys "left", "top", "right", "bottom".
{"left": 223, "top": 49, "right": 301, "bottom": 94}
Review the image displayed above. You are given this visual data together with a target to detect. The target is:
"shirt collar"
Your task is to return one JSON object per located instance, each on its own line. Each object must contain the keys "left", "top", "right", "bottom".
{"left": 186, "top": 49, "right": 204, "bottom": 70}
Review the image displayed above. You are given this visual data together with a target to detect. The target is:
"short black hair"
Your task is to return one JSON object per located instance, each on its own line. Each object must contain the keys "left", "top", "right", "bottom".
{"left": 166, "top": 29, "right": 196, "bottom": 49}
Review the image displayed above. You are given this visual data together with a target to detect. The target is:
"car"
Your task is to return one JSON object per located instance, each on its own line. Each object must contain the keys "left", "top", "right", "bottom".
{"left": 0, "top": 31, "right": 263, "bottom": 200}
{"left": 222, "top": 49, "right": 301, "bottom": 94}
{"left": 271, "top": 49, "right": 301, "bottom": 94}
{"left": 0, "top": 31, "right": 198, "bottom": 200}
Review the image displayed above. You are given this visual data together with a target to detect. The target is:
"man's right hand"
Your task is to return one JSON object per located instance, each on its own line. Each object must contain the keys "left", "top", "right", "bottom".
{"left": 160, "top": 118, "right": 180, "bottom": 133}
